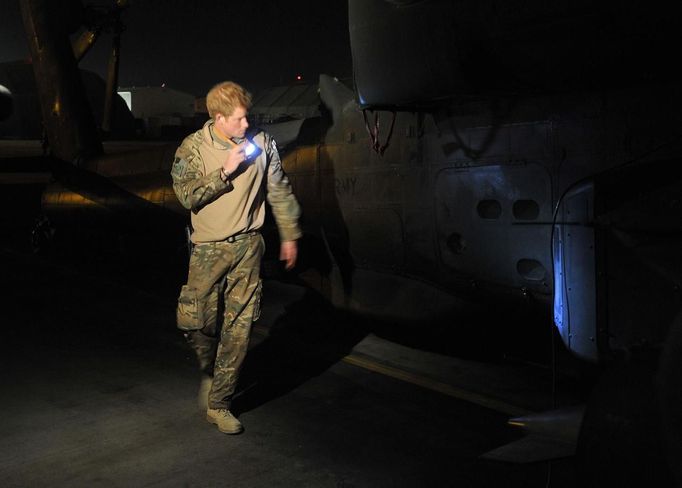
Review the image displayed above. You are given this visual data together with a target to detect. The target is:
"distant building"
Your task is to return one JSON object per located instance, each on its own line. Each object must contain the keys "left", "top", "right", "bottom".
{"left": 117, "top": 86, "right": 205, "bottom": 139}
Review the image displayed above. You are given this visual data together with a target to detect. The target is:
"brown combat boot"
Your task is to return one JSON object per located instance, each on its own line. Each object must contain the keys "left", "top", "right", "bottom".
{"left": 206, "top": 408, "right": 243, "bottom": 434}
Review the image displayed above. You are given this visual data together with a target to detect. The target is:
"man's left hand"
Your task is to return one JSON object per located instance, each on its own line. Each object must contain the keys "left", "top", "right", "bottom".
{"left": 280, "top": 240, "right": 298, "bottom": 270}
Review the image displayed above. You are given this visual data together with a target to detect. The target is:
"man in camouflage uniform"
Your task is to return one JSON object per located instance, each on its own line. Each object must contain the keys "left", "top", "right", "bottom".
{"left": 171, "top": 81, "right": 301, "bottom": 434}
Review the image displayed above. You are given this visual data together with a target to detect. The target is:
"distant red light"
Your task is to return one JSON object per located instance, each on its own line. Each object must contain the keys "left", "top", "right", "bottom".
{"left": 296, "top": 75, "right": 302, "bottom": 81}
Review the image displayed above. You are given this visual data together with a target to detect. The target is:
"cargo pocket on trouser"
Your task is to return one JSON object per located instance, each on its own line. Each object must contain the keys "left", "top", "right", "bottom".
{"left": 176, "top": 285, "right": 204, "bottom": 331}
{"left": 252, "top": 280, "right": 263, "bottom": 322}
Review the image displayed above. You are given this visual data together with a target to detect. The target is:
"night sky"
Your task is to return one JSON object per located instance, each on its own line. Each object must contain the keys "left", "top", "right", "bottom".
{"left": 1, "top": 0, "right": 353, "bottom": 97}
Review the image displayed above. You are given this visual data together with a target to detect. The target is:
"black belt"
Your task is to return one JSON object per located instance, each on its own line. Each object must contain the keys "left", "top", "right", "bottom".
{"left": 225, "top": 231, "right": 259, "bottom": 243}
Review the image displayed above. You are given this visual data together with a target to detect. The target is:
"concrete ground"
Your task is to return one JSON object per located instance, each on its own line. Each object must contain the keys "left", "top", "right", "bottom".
{"left": 0, "top": 235, "right": 583, "bottom": 487}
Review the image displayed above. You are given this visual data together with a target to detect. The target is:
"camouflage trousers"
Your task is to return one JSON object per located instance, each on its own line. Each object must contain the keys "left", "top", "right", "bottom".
{"left": 181, "top": 233, "right": 264, "bottom": 410}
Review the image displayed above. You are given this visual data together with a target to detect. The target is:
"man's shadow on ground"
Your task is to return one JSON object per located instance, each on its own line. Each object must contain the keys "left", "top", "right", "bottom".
{"left": 230, "top": 282, "right": 552, "bottom": 416}
{"left": 231, "top": 288, "right": 369, "bottom": 416}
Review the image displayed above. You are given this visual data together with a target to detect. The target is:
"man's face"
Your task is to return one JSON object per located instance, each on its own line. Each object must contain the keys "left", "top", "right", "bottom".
{"left": 215, "top": 105, "right": 249, "bottom": 140}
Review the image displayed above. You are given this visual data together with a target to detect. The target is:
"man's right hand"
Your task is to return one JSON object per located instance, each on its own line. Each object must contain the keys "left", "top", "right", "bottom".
{"left": 222, "top": 141, "right": 246, "bottom": 176}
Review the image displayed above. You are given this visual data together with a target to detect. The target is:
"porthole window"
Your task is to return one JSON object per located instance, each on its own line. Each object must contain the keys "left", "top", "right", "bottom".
{"left": 476, "top": 200, "right": 502, "bottom": 220}
{"left": 513, "top": 200, "right": 540, "bottom": 220}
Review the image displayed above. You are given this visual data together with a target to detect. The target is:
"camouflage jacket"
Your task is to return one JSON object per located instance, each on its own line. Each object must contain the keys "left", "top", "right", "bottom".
{"left": 171, "top": 120, "right": 301, "bottom": 243}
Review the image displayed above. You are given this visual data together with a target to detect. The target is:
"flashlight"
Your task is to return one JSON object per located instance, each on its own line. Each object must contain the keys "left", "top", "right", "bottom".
{"left": 241, "top": 139, "right": 261, "bottom": 161}
{"left": 230, "top": 136, "right": 261, "bottom": 161}
{"left": 244, "top": 140, "right": 257, "bottom": 158}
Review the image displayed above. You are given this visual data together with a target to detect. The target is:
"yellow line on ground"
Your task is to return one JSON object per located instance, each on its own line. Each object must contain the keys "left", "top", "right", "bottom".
{"left": 252, "top": 324, "right": 532, "bottom": 417}
{"left": 342, "top": 354, "right": 532, "bottom": 417}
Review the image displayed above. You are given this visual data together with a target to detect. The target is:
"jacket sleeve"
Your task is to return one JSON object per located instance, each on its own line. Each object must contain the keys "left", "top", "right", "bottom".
{"left": 265, "top": 133, "right": 302, "bottom": 242}
{"left": 170, "top": 133, "right": 231, "bottom": 211}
